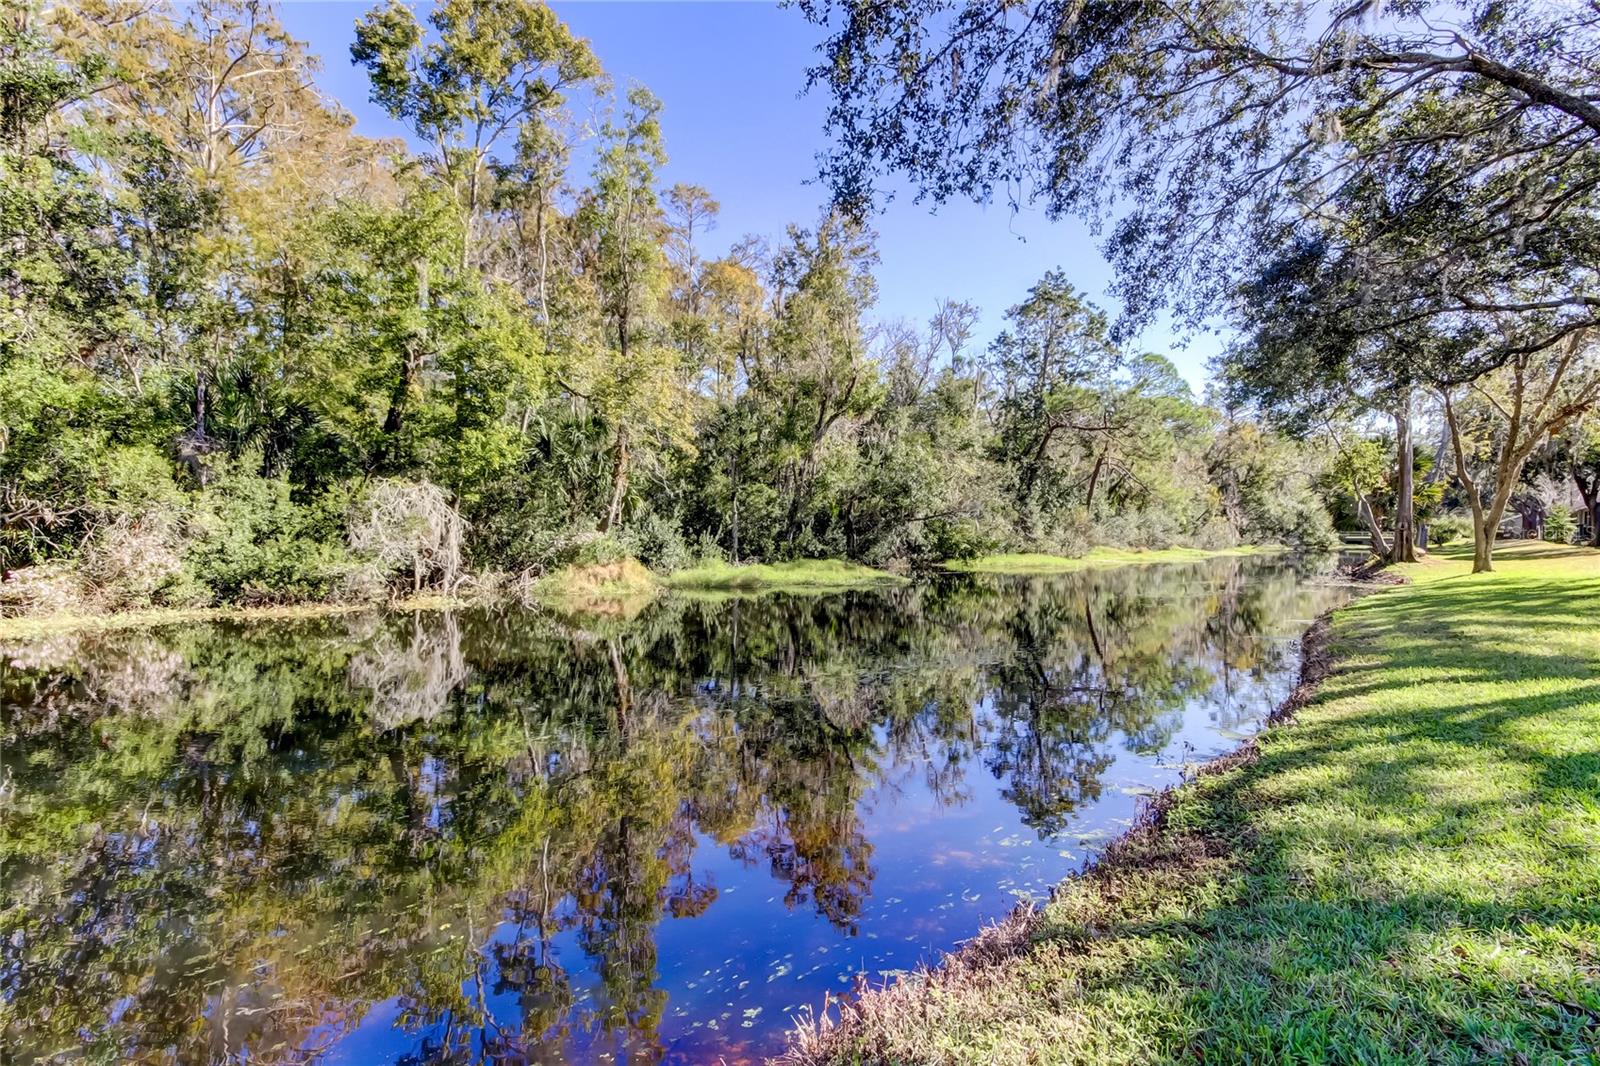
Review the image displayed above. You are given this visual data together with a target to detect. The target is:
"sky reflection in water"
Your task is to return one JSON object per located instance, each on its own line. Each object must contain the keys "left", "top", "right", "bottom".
{"left": 1, "top": 557, "right": 1354, "bottom": 1064}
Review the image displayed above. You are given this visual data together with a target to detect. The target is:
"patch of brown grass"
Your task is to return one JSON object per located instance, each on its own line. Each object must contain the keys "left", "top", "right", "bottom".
{"left": 532, "top": 559, "right": 659, "bottom": 617}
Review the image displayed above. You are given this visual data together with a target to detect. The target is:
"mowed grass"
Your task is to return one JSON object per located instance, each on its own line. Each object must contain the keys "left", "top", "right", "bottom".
{"left": 666, "top": 558, "right": 904, "bottom": 592}
{"left": 786, "top": 540, "right": 1600, "bottom": 1065}
{"left": 942, "top": 544, "right": 1279, "bottom": 574}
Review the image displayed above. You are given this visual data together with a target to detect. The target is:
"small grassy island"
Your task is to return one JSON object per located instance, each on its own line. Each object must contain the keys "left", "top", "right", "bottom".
{"left": 666, "top": 558, "right": 905, "bottom": 593}
{"left": 943, "top": 545, "right": 1279, "bottom": 574}
{"left": 785, "top": 540, "right": 1600, "bottom": 1064}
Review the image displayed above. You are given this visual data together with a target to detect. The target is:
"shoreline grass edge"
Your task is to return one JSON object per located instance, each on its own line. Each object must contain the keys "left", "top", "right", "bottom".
{"left": 780, "top": 540, "right": 1600, "bottom": 1065}
{"left": 0, "top": 544, "right": 1288, "bottom": 640}
{"left": 940, "top": 543, "right": 1282, "bottom": 574}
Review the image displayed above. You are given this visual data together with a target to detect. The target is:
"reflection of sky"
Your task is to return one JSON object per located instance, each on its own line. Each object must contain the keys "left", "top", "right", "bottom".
{"left": 320, "top": 625, "right": 1318, "bottom": 1064}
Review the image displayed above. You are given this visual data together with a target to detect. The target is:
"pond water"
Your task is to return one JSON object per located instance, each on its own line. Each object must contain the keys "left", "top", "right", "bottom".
{"left": 2, "top": 556, "right": 1354, "bottom": 1065}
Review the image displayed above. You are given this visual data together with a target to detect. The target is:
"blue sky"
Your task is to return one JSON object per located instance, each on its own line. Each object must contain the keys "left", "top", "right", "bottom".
{"left": 278, "top": 0, "right": 1224, "bottom": 391}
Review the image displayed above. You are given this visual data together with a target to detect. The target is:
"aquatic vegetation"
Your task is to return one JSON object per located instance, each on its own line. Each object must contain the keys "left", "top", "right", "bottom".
{"left": 666, "top": 559, "right": 905, "bottom": 593}
{"left": 531, "top": 558, "right": 661, "bottom": 615}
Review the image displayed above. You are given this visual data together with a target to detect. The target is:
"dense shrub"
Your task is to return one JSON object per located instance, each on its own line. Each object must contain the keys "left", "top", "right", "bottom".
{"left": 1427, "top": 513, "right": 1471, "bottom": 547}
{"left": 348, "top": 479, "right": 465, "bottom": 595}
{"left": 923, "top": 515, "right": 1003, "bottom": 562}
{"left": 183, "top": 470, "right": 350, "bottom": 603}
{"left": 1545, "top": 507, "right": 1576, "bottom": 544}
{"left": 622, "top": 513, "right": 693, "bottom": 573}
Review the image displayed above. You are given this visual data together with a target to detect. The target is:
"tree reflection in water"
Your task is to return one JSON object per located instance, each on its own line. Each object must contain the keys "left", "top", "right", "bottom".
{"left": 0, "top": 557, "right": 1350, "bottom": 1063}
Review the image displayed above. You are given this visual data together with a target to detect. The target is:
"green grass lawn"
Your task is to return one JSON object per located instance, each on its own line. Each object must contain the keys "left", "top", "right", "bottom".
{"left": 665, "top": 558, "right": 905, "bottom": 592}
{"left": 942, "top": 544, "right": 1279, "bottom": 574}
{"left": 785, "top": 540, "right": 1600, "bottom": 1064}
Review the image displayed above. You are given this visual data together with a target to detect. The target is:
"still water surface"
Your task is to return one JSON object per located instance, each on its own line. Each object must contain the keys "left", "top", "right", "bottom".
{"left": 2, "top": 557, "right": 1353, "bottom": 1064}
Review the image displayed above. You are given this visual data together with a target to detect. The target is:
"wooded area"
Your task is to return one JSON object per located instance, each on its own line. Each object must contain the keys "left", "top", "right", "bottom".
{"left": 2, "top": 0, "right": 1332, "bottom": 616}
{"left": 4, "top": 0, "right": 1599, "bottom": 615}
{"left": 804, "top": 0, "right": 1600, "bottom": 573}
{"left": 5, "top": 4, "right": 1600, "bottom": 1062}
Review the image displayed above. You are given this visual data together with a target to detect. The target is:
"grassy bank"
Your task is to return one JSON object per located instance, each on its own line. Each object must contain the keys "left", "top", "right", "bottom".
{"left": 943, "top": 544, "right": 1280, "bottom": 574}
{"left": 666, "top": 558, "right": 904, "bottom": 593}
{"left": 0, "top": 597, "right": 472, "bottom": 641}
{"left": 785, "top": 540, "right": 1600, "bottom": 1064}
{"left": 0, "top": 565, "right": 661, "bottom": 639}
{"left": 0, "top": 557, "right": 905, "bottom": 637}
{"left": 532, "top": 559, "right": 660, "bottom": 616}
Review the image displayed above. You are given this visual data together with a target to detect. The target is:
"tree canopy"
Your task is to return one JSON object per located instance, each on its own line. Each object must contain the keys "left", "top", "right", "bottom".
{"left": 800, "top": 0, "right": 1600, "bottom": 570}
{"left": 0, "top": 0, "right": 1337, "bottom": 615}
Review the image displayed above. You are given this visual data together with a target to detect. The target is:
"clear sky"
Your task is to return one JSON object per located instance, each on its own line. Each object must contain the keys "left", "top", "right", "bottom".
{"left": 277, "top": 0, "right": 1225, "bottom": 391}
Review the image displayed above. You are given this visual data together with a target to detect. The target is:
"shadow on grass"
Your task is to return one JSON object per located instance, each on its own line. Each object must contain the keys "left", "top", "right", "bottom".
{"left": 1041, "top": 560, "right": 1600, "bottom": 1061}
{"left": 777, "top": 550, "right": 1600, "bottom": 1064}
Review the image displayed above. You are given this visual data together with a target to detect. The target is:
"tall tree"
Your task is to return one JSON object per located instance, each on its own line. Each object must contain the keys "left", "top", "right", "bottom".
{"left": 800, "top": 0, "right": 1600, "bottom": 339}
{"left": 577, "top": 86, "right": 689, "bottom": 531}
{"left": 804, "top": 0, "right": 1600, "bottom": 569}
{"left": 55, "top": 0, "right": 387, "bottom": 460}
{"left": 352, "top": 0, "right": 600, "bottom": 269}
{"left": 984, "top": 272, "right": 1117, "bottom": 516}
{"left": 1441, "top": 332, "right": 1600, "bottom": 571}
{"left": 765, "top": 213, "right": 881, "bottom": 550}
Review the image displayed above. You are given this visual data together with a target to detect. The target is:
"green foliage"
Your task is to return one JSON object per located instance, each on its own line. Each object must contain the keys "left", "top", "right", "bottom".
{"left": 0, "top": 3, "right": 1335, "bottom": 615}
{"left": 352, "top": 0, "right": 600, "bottom": 264}
{"left": 181, "top": 466, "right": 351, "bottom": 603}
{"left": 1544, "top": 506, "right": 1576, "bottom": 543}
{"left": 1427, "top": 513, "right": 1471, "bottom": 546}
{"left": 1208, "top": 421, "right": 1337, "bottom": 552}
{"left": 621, "top": 511, "right": 693, "bottom": 573}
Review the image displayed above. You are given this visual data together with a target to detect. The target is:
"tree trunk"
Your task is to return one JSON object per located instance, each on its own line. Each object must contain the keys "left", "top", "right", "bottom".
{"left": 1018, "top": 424, "right": 1058, "bottom": 502}
{"left": 1084, "top": 446, "right": 1108, "bottom": 515}
{"left": 1472, "top": 524, "right": 1493, "bottom": 572}
{"left": 1441, "top": 391, "right": 1494, "bottom": 573}
{"left": 461, "top": 154, "right": 482, "bottom": 273}
{"left": 603, "top": 427, "right": 630, "bottom": 532}
{"left": 536, "top": 188, "right": 550, "bottom": 327}
{"left": 1356, "top": 492, "right": 1390, "bottom": 557}
{"left": 1389, "top": 391, "right": 1419, "bottom": 562}
{"left": 379, "top": 258, "right": 430, "bottom": 468}
{"left": 729, "top": 424, "right": 741, "bottom": 562}
{"left": 194, "top": 363, "right": 208, "bottom": 440}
